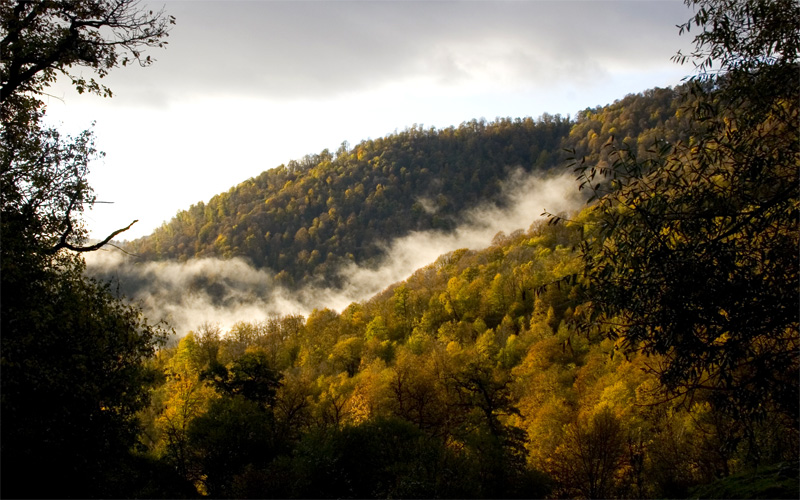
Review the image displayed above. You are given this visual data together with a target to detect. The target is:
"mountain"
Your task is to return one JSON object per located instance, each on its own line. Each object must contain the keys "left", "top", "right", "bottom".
{"left": 126, "top": 85, "right": 688, "bottom": 288}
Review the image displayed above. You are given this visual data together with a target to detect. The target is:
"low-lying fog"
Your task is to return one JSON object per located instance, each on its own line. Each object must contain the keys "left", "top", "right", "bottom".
{"left": 85, "top": 170, "right": 583, "bottom": 337}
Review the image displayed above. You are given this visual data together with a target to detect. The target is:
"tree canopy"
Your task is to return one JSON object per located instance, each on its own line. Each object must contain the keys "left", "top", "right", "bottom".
{"left": 126, "top": 89, "right": 697, "bottom": 290}
{"left": 568, "top": 0, "right": 799, "bottom": 432}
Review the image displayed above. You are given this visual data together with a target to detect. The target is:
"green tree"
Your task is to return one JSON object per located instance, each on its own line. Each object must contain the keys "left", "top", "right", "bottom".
{"left": 187, "top": 395, "right": 280, "bottom": 498}
{"left": 290, "top": 417, "right": 464, "bottom": 499}
{"left": 0, "top": 260, "right": 173, "bottom": 497}
{"left": 204, "top": 350, "right": 283, "bottom": 410}
{"left": 569, "top": 0, "right": 798, "bottom": 439}
{"left": 328, "top": 336, "right": 364, "bottom": 377}
{"left": 1, "top": 1, "right": 175, "bottom": 496}
{"left": 153, "top": 334, "right": 219, "bottom": 488}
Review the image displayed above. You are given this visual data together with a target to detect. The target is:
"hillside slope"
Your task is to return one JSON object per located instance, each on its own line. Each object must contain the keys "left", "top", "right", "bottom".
{"left": 139, "top": 210, "right": 797, "bottom": 498}
{"left": 128, "top": 85, "right": 688, "bottom": 287}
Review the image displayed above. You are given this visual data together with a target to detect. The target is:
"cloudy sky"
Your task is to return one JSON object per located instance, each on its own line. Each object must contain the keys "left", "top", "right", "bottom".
{"left": 43, "top": 0, "right": 697, "bottom": 241}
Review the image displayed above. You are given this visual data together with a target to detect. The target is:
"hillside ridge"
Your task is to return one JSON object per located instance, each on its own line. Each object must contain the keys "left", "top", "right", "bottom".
{"left": 127, "top": 84, "right": 688, "bottom": 288}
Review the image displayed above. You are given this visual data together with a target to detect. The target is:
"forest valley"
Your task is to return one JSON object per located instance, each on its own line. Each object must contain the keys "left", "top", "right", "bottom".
{"left": 1, "top": 0, "right": 798, "bottom": 498}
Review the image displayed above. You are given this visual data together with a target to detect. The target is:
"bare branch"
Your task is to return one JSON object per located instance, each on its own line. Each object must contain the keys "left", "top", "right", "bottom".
{"left": 47, "top": 219, "right": 137, "bottom": 254}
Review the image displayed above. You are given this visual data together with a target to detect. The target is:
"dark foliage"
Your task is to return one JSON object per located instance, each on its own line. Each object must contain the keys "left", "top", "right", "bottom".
{"left": 1, "top": 1, "right": 185, "bottom": 497}
{"left": 569, "top": 0, "right": 799, "bottom": 446}
{"left": 0, "top": 255, "right": 173, "bottom": 497}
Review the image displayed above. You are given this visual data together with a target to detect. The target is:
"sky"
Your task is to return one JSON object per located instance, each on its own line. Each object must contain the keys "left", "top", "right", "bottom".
{"left": 43, "top": 0, "right": 697, "bottom": 241}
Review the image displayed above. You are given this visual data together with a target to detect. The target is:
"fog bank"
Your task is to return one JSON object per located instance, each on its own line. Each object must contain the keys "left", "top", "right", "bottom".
{"left": 85, "top": 170, "right": 583, "bottom": 336}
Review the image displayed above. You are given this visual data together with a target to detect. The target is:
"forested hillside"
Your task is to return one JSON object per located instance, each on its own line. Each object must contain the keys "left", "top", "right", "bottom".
{"left": 128, "top": 85, "right": 688, "bottom": 287}
{"left": 3, "top": 0, "right": 797, "bottom": 498}
{"left": 139, "top": 214, "right": 797, "bottom": 498}
{"left": 125, "top": 0, "right": 799, "bottom": 494}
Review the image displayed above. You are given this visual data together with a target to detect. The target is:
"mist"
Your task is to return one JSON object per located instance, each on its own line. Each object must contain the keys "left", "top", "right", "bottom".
{"left": 84, "top": 170, "right": 584, "bottom": 337}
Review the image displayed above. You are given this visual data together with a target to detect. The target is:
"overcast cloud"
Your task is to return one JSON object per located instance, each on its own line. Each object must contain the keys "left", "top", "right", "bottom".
{"left": 104, "top": 1, "right": 694, "bottom": 103}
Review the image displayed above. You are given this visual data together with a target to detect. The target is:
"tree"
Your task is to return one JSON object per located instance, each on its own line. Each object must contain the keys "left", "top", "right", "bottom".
{"left": 0, "top": 110, "right": 135, "bottom": 257}
{"left": 152, "top": 333, "right": 219, "bottom": 489}
{"left": 2, "top": 0, "right": 174, "bottom": 255}
{"left": 289, "top": 416, "right": 455, "bottom": 499}
{"left": 1, "top": 1, "right": 175, "bottom": 496}
{"left": 548, "top": 407, "right": 627, "bottom": 499}
{"left": 387, "top": 349, "right": 446, "bottom": 432}
{"left": 0, "top": 259, "right": 173, "bottom": 497}
{"left": 1, "top": 0, "right": 173, "bottom": 104}
{"left": 204, "top": 350, "right": 283, "bottom": 410}
{"left": 187, "top": 395, "right": 279, "bottom": 498}
{"left": 569, "top": 0, "right": 798, "bottom": 436}
{"left": 672, "top": 0, "right": 799, "bottom": 78}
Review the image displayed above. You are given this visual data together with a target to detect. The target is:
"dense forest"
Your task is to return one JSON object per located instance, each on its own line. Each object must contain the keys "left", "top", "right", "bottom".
{"left": 1, "top": 0, "right": 798, "bottom": 498}
{"left": 137, "top": 216, "right": 797, "bottom": 498}
{"left": 127, "top": 85, "right": 690, "bottom": 288}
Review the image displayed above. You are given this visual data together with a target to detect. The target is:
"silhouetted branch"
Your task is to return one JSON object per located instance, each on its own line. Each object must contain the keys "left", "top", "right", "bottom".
{"left": 47, "top": 219, "right": 138, "bottom": 254}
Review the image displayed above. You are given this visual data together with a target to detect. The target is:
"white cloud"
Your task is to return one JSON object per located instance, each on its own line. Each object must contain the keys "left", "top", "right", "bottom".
{"left": 329, "top": 170, "right": 584, "bottom": 300}
{"left": 81, "top": 0, "right": 693, "bottom": 104}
